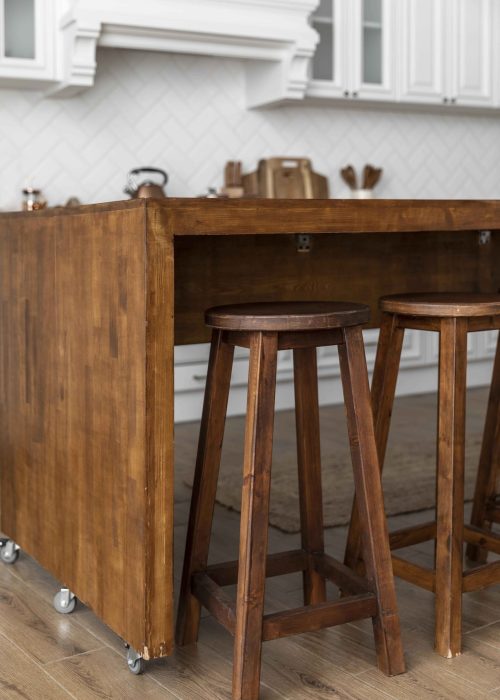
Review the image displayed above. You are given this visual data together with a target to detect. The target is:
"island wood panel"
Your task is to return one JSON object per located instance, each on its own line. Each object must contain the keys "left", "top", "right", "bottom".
{"left": 174, "top": 230, "right": 499, "bottom": 345}
{"left": 0, "top": 198, "right": 499, "bottom": 662}
{"left": 0, "top": 202, "right": 174, "bottom": 660}
{"left": 162, "top": 198, "right": 500, "bottom": 235}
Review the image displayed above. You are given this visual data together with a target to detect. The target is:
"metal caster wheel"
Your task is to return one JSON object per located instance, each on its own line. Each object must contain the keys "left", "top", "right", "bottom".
{"left": 53, "top": 588, "right": 77, "bottom": 614}
{"left": 0, "top": 539, "right": 19, "bottom": 565}
{"left": 126, "top": 645, "right": 145, "bottom": 675}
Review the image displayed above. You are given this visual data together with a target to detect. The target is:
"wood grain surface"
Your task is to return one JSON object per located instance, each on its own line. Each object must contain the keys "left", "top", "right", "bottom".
{"left": 0, "top": 202, "right": 174, "bottom": 659}
{"left": 0, "top": 197, "right": 499, "bottom": 664}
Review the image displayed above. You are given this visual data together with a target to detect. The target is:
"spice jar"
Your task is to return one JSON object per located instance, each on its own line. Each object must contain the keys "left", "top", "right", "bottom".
{"left": 22, "top": 187, "right": 47, "bottom": 211}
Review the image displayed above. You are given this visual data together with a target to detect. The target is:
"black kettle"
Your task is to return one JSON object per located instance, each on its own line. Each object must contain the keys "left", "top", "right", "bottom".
{"left": 124, "top": 167, "right": 168, "bottom": 199}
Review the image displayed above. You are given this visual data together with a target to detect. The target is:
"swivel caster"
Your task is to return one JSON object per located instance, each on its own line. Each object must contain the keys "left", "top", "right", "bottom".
{"left": 0, "top": 539, "right": 19, "bottom": 565}
{"left": 126, "top": 644, "right": 145, "bottom": 675}
{"left": 53, "top": 588, "right": 77, "bottom": 614}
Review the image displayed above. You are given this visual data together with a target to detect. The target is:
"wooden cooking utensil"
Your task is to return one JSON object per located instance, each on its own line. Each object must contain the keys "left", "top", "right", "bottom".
{"left": 341, "top": 165, "right": 357, "bottom": 190}
{"left": 362, "top": 164, "right": 383, "bottom": 190}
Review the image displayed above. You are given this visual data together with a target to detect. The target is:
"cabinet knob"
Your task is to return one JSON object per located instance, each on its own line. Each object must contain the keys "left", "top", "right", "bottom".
{"left": 451, "top": 97, "right": 457, "bottom": 104}
{"left": 343, "top": 90, "right": 350, "bottom": 97}
{"left": 443, "top": 97, "right": 449, "bottom": 104}
{"left": 352, "top": 91, "right": 359, "bottom": 98}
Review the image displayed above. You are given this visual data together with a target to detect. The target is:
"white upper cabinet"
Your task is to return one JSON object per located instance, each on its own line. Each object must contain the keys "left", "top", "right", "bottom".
{"left": 309, "top": 0, "right": 347, "bottom": 98}
{"left": 398, "top": 0, "right": 445, "bottom": 104}
{"left": 311, "top": 0, "right": 499, "bottom": 109}
{"left": 449, "top": 0, "right": 495, "bottom": 107}
{"left": 350, "top": 0, "right": 395, "bottom": 100}
{"left": 309, "top": 0, "right": 395, "bottom": 101}
{"left": 398, "top": 0, "right": 496, "bottom": 107}
{"left": 0, "top": 0, "right": 55, "bottom": 85}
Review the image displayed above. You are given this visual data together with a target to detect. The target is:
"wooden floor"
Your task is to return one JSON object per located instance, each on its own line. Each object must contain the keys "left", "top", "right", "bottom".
{"left": 3, "top": 389, "right": 500, "bottom": 699}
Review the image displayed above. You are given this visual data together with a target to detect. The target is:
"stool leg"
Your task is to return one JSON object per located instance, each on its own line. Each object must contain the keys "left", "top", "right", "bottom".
{"left": 467, "top": 332, "right": 500, "bottom": 564}
{"left": 344, "top": 313, "right": 404, "bottom": 570}
{"left": 233, "top": 332, "right": 278, "bottom": 700}
{"left": 176, "top": 330, "right": 234, "bottom": 646}
{"left": 293, "top": 346, "right": 327, "bottom": 605}
{"left": 435, "top": 318, "right": 467, "bottom": 658}
{"left": 338, "top": 325, "right": 405, "bottom": 676}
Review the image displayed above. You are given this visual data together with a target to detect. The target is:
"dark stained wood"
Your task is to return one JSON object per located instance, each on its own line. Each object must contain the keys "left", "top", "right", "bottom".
{"left": 381, "top": 292, "right": 500, "bottom": 317}
{"left": 467, "top": 333, "right": 500, "bottom": 563}
{"left": 293, "top": 346, "right": 327, "bottom": 605}
{"left": 262, "top": 595, "right": 378, "bottom": 642}
{"left": 191, "top": 573, "right": 236, "bottom": 635}
{"left": 1, "top": 197, "right": 500, "bottom": 666}
{"left": 175, "top": 230, "right": 497, "bottom": 345}
{"left": 312, "top": 552, "right": 374, "bottom": 595}
{"left": 176, "top": 330, "right": 235, "bottom": 646}
{"left": 225, "top": 328, "right": 344, "bottom": 350}
{"left": 205, "top": 550, "right": 308, "bottom": 587}
{"left": 232, "top": 331, "right": 278, "bottom": 700}
{"left": 0, "top": 202, "right": 174, "bottom": 659}
{"left": 338, "top": 325, "right": 405, "bottom": 676}
{"left": 182, "top": 309, "right": 405, "bottom": 699}
{"left": 345, "top": 313, "right": 405, "bottom": 570}
{"left": 353, "top": 297, "right": 500, "bottom": 662}
{"left": 464, "top": 525, "right": 500, "bottom": 557}
{"left": 159, "top": 197, "right": 500, "bottom": 235}
{"left": 462, "top": 560, "right": 500, "bottom": 593}
{"left": 145, "top": 204, "right": 175, "bottom": 658}
{"left": 391, "top": 557, "right": 436, "bottom": 593}
{"left": 435, "top": 316, "right": 467, "bottom": 658}
{"left": 389, "top": 522, "right": 437, "bottom": 550}
{"left": 206, "top": 301, "right": 370, "bottom": 331}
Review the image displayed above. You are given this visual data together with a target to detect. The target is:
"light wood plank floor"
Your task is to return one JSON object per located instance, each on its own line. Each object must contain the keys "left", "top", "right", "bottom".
{"left": 3, "top": 389, "right": 500, "bottom": 699}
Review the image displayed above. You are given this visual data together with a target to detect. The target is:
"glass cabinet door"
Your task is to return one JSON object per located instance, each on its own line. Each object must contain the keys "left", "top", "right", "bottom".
{"left": 0, "top": 0, "right": 55, "bottom": 84}
{"left": 311, "top": 0, "right": 334, "bottom": 81}
{"left": 353, "top": 0, "right": 395, "bottom": 98}
{"left": 309, "top": 0, "right": 394, "bottom": 100}
{"left": 309, "top": 0, "right": 347, "bottom": 96}
{"left": 1, "top": 0, "right": 36, "bottom": 61}
{"left": 362, "top": 0, "right": 383, "bottom": 85}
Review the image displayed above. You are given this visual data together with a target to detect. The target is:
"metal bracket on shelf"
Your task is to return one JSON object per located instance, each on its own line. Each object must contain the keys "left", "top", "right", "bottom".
{"left": 479, "top": 230, "right": 491, "bottom": 245}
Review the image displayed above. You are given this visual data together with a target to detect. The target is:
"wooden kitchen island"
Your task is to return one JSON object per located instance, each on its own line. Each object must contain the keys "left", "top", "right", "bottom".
{"left": 0, "top": 198, "right": 499, "bottom": 667}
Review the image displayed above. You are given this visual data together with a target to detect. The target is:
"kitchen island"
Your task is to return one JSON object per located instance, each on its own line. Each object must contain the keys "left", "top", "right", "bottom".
{"left": 0, "top": 198, "right": 498, "bottom": 666}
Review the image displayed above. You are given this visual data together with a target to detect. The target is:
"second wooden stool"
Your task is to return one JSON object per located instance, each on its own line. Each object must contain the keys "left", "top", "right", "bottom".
{"left": 176, "top": 301, "right": 405, "bottom": 700}
{"left": 345, "top": 292, "right": 500, "bottom": 659}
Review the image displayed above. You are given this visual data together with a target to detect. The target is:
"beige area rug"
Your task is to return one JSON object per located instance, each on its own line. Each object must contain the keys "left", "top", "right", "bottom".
{"left": 178, "top": 389, "right": 488, "bottom": 533}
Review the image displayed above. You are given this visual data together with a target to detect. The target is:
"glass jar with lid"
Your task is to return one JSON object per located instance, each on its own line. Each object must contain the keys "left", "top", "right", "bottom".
{"left": 22, "top": 187, "right": 46, "bottom": 211}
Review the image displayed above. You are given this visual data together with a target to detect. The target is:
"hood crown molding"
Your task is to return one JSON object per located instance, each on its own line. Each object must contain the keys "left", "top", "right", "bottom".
{"left": 52, "top": 0, "right": 319, "bottom": 106}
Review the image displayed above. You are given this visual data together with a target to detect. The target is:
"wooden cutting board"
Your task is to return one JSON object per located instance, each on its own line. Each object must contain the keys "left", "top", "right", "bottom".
{"left": 242, "top": 158, "right": 329, "bottom": 198}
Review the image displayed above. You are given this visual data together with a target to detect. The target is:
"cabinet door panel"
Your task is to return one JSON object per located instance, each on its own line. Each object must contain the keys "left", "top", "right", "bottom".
{"left": 4, "top": 0, "right": 35, "bottom": 59}
{"left": 351, "top": 0, "right": 395, "bottom": 100}
{"left": 309, "top": 0, "right": 348, "bottom": 98}
{"left": 0, "top": 0, "right": 54, "bottom": 84}
{"left": 399, "top": 0, "right": 445, "bottom": 103}
{"left": 451, "top": 0, "right": 494, "bottom": 106}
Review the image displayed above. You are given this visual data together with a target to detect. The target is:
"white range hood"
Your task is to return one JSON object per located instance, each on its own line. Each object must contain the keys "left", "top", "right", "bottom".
{"left": 55, "top": 0, "right": 319, "bottom": 107}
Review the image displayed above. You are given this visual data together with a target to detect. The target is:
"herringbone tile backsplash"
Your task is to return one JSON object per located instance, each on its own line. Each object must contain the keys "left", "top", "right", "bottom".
{"left": 1, "top": 48, "right": 500, "bottom": 210}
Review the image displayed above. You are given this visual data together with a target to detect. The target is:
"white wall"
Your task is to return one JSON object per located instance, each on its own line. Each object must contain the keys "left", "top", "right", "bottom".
{"left": 0, "top": 47, "right": 498, "bottom": 421}
{"left": 2, "top": 48, "right": 500, "bottom": 208}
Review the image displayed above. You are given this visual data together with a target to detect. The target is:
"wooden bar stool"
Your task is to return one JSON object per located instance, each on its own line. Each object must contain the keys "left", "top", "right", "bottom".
{"left": 176, "top": 302, "right": 405, "bottom": 700}
{"left": 345, "top": 292, "right": 500, "bottom": 660}
{"left": 467, "top": 331, "right": 500, "bottom": 564}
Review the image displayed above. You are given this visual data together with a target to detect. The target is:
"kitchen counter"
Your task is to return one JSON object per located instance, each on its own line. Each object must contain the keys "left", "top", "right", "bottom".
{"left": 0, "top": 198, "right": 498, "bottom": 663}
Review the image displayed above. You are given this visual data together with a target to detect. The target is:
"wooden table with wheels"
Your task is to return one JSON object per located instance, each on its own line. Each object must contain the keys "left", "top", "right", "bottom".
{"left": 0, "top": 198, "right": 499, "bottom": 672}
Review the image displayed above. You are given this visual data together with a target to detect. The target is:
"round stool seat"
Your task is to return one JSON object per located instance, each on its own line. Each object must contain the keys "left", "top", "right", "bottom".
{"left": 380, "top": 293, "right": 500, "bottom": 318}
{"left": 205, "top": 301, "right": 370, "bottom": 332}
